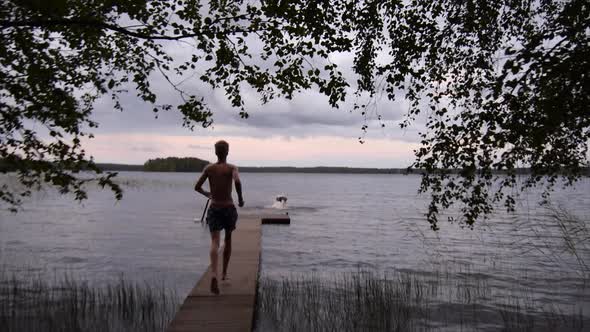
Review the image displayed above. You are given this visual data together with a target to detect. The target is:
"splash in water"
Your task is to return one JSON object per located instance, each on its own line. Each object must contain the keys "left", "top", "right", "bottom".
{"left": 271, "top": 194, "right": 288, "bottom": 209}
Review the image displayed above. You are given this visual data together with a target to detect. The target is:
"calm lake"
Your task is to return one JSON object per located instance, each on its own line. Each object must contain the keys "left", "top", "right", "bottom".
{"left": 1, "top": 172, "right": 589, "bottom": 329}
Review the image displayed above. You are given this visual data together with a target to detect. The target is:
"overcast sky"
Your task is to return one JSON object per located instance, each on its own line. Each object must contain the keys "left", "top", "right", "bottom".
{"left": 83, "top": 39, "right": 424, "bottom": 168}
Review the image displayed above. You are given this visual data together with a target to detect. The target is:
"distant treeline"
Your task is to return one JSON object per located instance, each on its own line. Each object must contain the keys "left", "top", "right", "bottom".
{"left": 238, "top": 166, "right": 411, "bottom": 174}
{"left": 2, "top": 157, "right": 588, "bottom": 176}
{"left": 142, "top": 157, "right": 209, "bottom": 172}
{"left": 95, "top": 160, "right": 412, "bottom": 174}
{"left": 97, "top": 161, "right": 590, "bottom": 176}
{"left": 0, "top": 157, "right": 207, "bottom": 173}
{"left": 0, "top": 158, "right": 145, "bottom": 173}
{"left": 95, "top": 163, "right": 144, "bottom": 172}
{"left": 0, "top": 157, "right": 15, "bottom": 172}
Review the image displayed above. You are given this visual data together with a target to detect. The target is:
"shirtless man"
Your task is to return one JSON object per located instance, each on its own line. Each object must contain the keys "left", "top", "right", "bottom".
{"left": 194, "top": 140, "right": 244, "bottom": 295}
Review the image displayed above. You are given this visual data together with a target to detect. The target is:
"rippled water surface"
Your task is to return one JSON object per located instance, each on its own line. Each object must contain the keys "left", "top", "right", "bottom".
{"left": 1, "top": 172, "right": 589, "bottom": 328}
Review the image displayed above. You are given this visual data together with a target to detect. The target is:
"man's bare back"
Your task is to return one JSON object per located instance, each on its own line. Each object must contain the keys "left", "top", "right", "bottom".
{"left": 204, "top": 162, "right": 240, "bottom": 208}
{"left": 194, "top": 161, "right": 244, "bottom": 209}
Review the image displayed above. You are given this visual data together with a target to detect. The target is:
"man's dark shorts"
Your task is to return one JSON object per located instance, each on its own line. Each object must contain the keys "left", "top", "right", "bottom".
{"left": 207, "top": 206, "right": 238, "bottom": 232}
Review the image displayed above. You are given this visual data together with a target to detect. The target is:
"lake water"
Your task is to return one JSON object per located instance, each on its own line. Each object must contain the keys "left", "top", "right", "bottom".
{"left": 1, "top": 172, "right": 589, "bottom": 329}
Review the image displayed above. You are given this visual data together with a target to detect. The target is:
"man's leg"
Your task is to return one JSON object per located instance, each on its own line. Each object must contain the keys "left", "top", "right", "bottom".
{"left": 210, "top": 231, "right": 221, "bottom": 294}
{"left": 222, "top": 230, "right": 232, "bottom": 280}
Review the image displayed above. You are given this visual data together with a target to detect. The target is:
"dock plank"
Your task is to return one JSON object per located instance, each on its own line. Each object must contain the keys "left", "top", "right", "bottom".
{"left": 167, "top": 296, "right": 254, "bottom": 332}
{"left": 166, "top": 215, "right": 261, "bottom": 332}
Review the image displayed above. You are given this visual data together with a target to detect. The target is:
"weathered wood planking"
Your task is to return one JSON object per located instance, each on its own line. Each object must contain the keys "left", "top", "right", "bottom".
{"left": 166, "top": 215, "right": 261, "bottom": 332}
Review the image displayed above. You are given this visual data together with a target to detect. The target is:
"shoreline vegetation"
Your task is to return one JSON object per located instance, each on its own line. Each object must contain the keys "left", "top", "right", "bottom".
{"left": 255, "top": 270, "right": 588, "bottom": 332}
{"left": 2, "top": 269, "right": 586, "bottom": 332}
{"left": 103, "top": 157, "right": 590, "bottom": 175}
{"left": 0, "top": 271, "right": 180, "bottom": 332}
{"left": 1, "top": 156, "right": 588, "bottom": 175}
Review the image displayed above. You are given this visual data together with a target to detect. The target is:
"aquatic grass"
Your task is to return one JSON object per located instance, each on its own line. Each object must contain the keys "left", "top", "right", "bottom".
{"left": 503, "top": 203, "right": 590, "bottom": 278}
{"left": 255, "top": 270, "right": 587, "bottom": 332}
{"left": 0, "top": 272, "right": 181, "bottom": 332}
{"left": 548, "top": 204, "right": 590, "bottom": 276}
{"left": 257, "top": 271, "right": 433, "bottom": 332}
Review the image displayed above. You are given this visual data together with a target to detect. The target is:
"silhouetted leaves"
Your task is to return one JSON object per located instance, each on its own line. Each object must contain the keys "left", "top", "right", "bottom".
{"left": 1, "top": 1, "right": 588, "bottom": 230}
{"left": 346, "top": 0, "right": 589, "bottom": 229}
{"left": 0, "top": 0, "right": 351, "bottom": 209}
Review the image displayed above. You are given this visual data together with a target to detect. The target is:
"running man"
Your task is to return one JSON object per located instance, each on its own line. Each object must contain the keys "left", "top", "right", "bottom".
{"left": 194, "top": 140, "right": 244, "bottom": 295}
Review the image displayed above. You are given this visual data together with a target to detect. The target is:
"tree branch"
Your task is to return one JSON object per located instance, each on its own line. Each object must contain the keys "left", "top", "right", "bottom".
{"left": 0, "top": 18, "right": 257, "bottom": 40}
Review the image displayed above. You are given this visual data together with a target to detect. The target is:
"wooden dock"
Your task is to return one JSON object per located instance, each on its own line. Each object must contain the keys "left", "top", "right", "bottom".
{"left": 166, "top": 213, "right": 289, "bottom": 332}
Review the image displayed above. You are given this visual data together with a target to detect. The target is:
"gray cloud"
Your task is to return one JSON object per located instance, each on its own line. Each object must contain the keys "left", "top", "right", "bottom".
{"left": 187, "top": 144, "right": 209, "bottom": 150}
{"left": 130, "top": 145, "right": 159, "bottom": 152}
{"left": 86, "top": 39, "right": 426, "bottom": 145}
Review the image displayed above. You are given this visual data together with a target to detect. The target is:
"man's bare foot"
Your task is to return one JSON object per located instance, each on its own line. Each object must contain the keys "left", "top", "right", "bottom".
{"left": 210, "top": 277, "right": 219, "bottom": 295}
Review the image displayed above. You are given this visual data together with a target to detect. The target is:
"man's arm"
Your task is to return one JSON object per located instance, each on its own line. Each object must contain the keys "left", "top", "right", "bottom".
{"left": 233, "top": 166, "right": 244, "bottom": 207}
{"left": 194, "top": 167, "right": 210, "bottom": 199}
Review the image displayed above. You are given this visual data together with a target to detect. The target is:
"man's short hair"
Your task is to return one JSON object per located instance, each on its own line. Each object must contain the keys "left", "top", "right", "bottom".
{"left": 215, "top": 140, "right": 229, "bottom": 155}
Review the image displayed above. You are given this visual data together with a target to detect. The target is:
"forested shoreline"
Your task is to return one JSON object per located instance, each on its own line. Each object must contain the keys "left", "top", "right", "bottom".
{"left": 1, "top": 157, "right": 588, "bottom": 175}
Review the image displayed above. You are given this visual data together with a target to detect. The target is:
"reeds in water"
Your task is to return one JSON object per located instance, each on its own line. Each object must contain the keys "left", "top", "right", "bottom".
{"left": 255, "top": 270, "right": 587, "bottom": 332}
{"left": 0, "top": 273, "right": 181, "bottom": 332}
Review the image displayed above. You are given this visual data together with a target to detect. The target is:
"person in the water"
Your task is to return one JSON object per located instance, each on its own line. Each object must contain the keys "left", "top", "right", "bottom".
{"left": 194, "top": 140, "right": 244, "bottom": 295}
